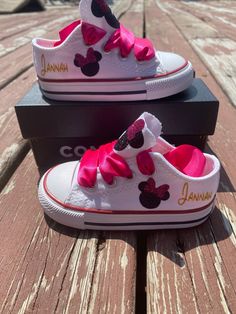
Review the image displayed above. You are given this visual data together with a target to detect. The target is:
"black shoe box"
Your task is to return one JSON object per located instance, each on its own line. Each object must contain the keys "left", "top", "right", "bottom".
{"left": 15, "top": 78, "right": 219, "bottom": 172}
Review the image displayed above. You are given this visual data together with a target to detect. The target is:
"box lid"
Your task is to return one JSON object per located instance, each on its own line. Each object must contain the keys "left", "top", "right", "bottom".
{"left": 15, "top": 78, "right": 219, "bottom": 139}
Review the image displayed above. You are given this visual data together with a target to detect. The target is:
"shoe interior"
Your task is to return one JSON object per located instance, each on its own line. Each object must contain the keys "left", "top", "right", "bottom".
{"left": 165, "top": 145, "right": 219, "bottom": 177}
{"left": 34, "top": 38, "right": 57, "bottom": 48}
{"left": 164, "top": 144, "right": 206, "bottom": 177}
{"left": 201, "top": 155, "right": 218, "bottom": 177}
{"left": 152, "top": 137, "right": 216, "bottom": 178}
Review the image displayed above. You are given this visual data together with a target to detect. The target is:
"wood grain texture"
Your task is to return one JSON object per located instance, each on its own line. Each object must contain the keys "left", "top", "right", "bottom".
{"left": 120, "top": 0, "right": 143, "bottom": 37}
{"left": 0, "top": 9, "right": 79, "bottom": 188}
{"left": 191, "top": 38, "right": 236, "bottom": 109}
{"left": 0, "top": 12, "right": 78, "bottom": 58}
{"left": 147, "top": 0, "right": 236, "bottom": 184}
{"left": 0, "top": 67, "right": 36, "bottom": 191}
{"left": 147, "top": 205, "right": 236, "bottom": 313}
{"left": 0, "top": 9, "right": 75, "bottom": 41}
{"left": 158, "top": 0, "right": 236, "bottom": 108}
{"left": 177, "top": 1, "right": 236, "bottom": 42}
{"left": 146, "top": 0, "right": 236, "bottom": 312}
{"left": 0, "top": 153, "right": 137, "bottom": 313}
{"left": 1, "top": 0, "right": 236, "bottom": 312}
{"left": 147, "top": 230, "right": 199, "bottom": 313}
{"left": 0, "top": 2, "right": 138, "bottom": 312}
{"left": 0, "top": 10, "right": 78, "bottom": 89}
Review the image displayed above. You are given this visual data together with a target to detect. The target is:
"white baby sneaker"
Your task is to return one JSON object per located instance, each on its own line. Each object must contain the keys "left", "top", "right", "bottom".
{"left": 38, "top": 112, "right": 220, "bottom": 230}
{"left": 32, "top": 0, "right": 194, "bottom": 101}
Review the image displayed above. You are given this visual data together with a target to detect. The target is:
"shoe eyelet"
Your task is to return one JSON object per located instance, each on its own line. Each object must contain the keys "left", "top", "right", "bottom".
{"left": 118, "top": 54, "right": 128, "bottom": 61}
{"left": 103, "top": 44, "right": 112, "bottom": 55}
{"left": 103, "top": 49, "right": 112, "bottom": 55}
{"left": 105, "top": 178, "right": 117, "bottom": 188}
{"left": 129, "top": 171, "right": 136, "bottom": 179}
{"left": 137, "top": 60, "right": 145, "bottom": 65}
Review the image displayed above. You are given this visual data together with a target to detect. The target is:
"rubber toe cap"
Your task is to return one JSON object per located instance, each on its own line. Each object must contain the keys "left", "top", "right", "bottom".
{"left": 158, "top": 51, "right": 187, "bottom": 73}
{"left": 43, "top": 161, "right": 78, "bottom": 203}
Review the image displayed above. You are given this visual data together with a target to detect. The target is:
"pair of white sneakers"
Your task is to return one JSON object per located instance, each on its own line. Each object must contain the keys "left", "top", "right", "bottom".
{"left": 34, "top": 0, "right": 220, "bottom": 230}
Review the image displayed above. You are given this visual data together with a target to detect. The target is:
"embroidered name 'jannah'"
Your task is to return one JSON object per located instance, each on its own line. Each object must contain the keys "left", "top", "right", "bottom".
{"left": 41, "top": 54, "right": 68, "bottom": 76}
{"left": 178, "top": 182, "right": 212, "bottom": 206}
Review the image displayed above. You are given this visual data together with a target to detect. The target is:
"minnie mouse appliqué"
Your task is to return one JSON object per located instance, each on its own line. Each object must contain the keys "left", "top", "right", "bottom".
{"left": 138, "top": 178, "right": 170, "bottom": 209}
{"left": 74, "top": 48, "right": 102, "bottom": 77}
{"left": 114, "top": 119, "right": 145, "bottom": 151}
{"left": 91, "top": 0, "right": 120, "bottom": 29}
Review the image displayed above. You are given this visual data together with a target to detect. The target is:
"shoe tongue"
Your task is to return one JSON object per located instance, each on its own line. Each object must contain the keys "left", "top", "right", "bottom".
{"left": 79, "top": 0, "right": 120, "bottom": 33}
{"left": 114, "top": 112, "right": 162, "bottom": 158}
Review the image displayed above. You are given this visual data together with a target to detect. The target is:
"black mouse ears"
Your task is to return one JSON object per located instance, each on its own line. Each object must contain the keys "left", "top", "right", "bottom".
{"left": 91, "top": 0, "right": 120, "bottom": 29}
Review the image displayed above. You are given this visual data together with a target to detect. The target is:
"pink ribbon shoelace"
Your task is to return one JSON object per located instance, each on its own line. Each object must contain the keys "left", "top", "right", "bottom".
{"left": 77, "top": 141, "right": 206, "bottom": 188}
{"left": 55, "top": 21, "right": 155, "bottom": 62}
{"left": 77, "top": 141, "right": 155, "bottom": 188}
{"left": 103, "top": 24, "right": 155, "bottom": 61}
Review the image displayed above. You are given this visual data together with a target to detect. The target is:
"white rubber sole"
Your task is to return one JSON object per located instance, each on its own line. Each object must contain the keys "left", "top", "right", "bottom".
{"left": 38, "top": 174, "right": 214, "bottom": 230}
{"left": 38, "top": 62, "right": 193, "bottom": 102}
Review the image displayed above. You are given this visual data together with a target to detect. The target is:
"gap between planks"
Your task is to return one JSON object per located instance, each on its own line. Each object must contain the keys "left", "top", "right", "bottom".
{"left": 0, "top": 152, "right": 137, "bottom": 313}
{"left": 145, "top": 0, "right": 236, "bottom": 312}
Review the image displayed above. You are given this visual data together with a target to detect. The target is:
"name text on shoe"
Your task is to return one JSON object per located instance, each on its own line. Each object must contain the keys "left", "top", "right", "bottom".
{"left": 178, "top": 182, "right": 212, "bottom": 206}
{"left": 41, "top": 54, "right": 68, "bottom": 76}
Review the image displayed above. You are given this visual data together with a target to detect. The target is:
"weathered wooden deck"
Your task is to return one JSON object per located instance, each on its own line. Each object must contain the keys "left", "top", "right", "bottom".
{"left": 0, "top": 0, "right": 236, "bottom": 312}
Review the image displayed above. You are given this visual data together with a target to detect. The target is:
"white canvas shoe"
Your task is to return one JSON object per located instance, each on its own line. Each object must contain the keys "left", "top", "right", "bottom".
{"left": 38, "top": 112, "right": 220, "bottom": 230}
{"left": 32, "top": 0, "right": 194, "bottom": 101}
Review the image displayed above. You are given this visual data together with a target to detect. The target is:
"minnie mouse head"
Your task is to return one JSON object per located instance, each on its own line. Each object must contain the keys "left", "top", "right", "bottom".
{"left": 138, "top": 178, "right": 170, "bottom": 209}
{"left": 74, "top": 48, "right": 102, "bottom": 77}
{"left": 114, "top": 119, "right": 145, "bottom": 151}
{"left": 91, "top": 0, "right": 120, "bottom": 29}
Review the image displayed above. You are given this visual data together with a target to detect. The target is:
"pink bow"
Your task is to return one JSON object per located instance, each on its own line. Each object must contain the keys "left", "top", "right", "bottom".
{"left": 81, "top": 22, "right": 106, "bottom": 46}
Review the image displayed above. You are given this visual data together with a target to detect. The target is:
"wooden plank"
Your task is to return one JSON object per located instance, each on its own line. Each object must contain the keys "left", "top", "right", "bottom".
{"left": 154, "top": 0, "right": 220, "bottom": 40}
{"left": 0, "top": 9, "right": 75, "bottom": 41}
{"left": 0, "top": 152, "right": 137, "bottom": 313}
{"left": 191, "top": 37, "right": 236, "bottom": 110}
{"left": 0, "top": 10, "right": 79, "bottom": 189}
{"left": 0, "top": 10, "right": 78, "bottom": 58}
{"left": 147, "top": 204, "right": 236, "bottom": 313}
{"left": 0, "top": 4, "right": 138, "bottom": 311}
{"left": 146, "top": 0, "right": 236, "bottom": 312}
{"left": 111, "top": 0, "right": 134, "bottom": 20}
{"left": 0, "top": 10, "right": 78, "bottom": 89}
{"left": 147, "top": 230, "right": 200, "bottom": 313}
{"left": 120, "top": 0, "right": 143, "bottom": 37}
{"left": 177, "top": 1, "right": 236, "bottom": 42}
{"left": 0, "top": 67, "right": 37, "bottom": 191}
{"left": 0, "top": 44, "right": 33, "bottom": 90}
{"left": 0, "top": 12, "right": 41, "bottom": 41}
{"left": 157, "top": 0, "right": 236, "bottom": 108}
{"left": 66, "top": 231, "right": 136, "bottom": 313}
